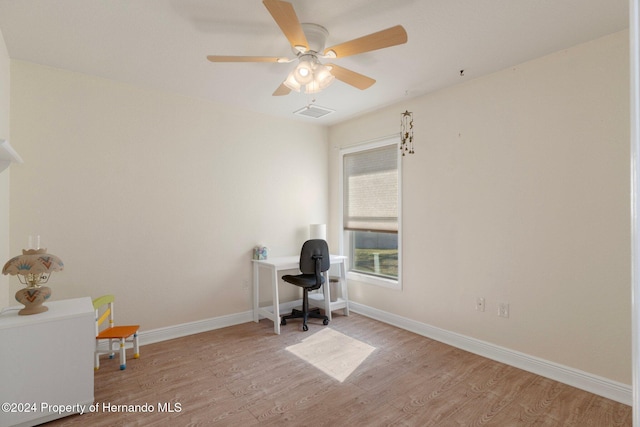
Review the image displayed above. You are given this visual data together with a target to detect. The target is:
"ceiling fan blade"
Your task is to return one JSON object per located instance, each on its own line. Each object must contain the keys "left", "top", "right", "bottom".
{"left": 272, "top": 83, "right": 292, "bottom": 96}
{"left": 262, "top": 0, "right": 308, "bottom": 51}
{"left": 207, "top": 55, "right": 285, "bottom": 63}
{"left": 327, "top": 64, "right": 376, "bottom": 90}
{"left": 324, "top": 25, "right": 407, "bottom": 58}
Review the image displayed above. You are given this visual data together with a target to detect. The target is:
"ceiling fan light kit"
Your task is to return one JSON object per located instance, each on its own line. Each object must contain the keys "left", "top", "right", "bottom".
{"left": 206, "top": 0, "right": 407, "bottom": 97}
{"left": 284, "top": 54, "right": 335, "bottom": 94}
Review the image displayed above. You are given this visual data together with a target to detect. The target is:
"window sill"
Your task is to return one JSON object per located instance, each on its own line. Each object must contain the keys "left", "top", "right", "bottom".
{"left": 347, "top": 271, "right": 401, "bottom": 290}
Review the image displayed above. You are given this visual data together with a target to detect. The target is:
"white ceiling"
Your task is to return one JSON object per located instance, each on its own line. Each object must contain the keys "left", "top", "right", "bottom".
{"left": 0, "top": 0, "right": 630, "bottom": 126}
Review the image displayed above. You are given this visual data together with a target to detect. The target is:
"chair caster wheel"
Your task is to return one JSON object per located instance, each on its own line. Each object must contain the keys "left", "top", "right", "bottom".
{"left": 323, "top": 319, "right": 329, "bottom": 325}
{"left": 281, "top": 319, "right": 286, "bottom": 326}
{"left": 302, "top": 324, "right": 309, "bottom": 331}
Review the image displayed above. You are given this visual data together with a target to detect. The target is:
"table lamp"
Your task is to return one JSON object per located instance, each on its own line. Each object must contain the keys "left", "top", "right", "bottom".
{"left": 2, "top": 244, "right": 64, "bottom": 315}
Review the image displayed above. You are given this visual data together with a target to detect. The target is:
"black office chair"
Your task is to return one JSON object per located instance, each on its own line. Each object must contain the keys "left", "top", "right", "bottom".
{"left": 280, "top": 239, "right": 330, "bottom": 331}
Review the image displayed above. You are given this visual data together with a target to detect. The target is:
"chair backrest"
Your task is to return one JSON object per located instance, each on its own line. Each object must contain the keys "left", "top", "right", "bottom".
{"left": 93, "top": 294, "right": 115, "bottom": 335}
{"left": 299, "top": 239, "right": 330, "bottom": 275}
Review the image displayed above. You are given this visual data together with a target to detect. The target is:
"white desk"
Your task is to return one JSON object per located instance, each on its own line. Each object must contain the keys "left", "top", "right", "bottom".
{"left": 252, "top": 254, "right": 348, "bottom": 334}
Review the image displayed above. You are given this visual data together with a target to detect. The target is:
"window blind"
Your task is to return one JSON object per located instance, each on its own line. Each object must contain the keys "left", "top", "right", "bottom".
{"left": 343, "top": 144, "right": 398, "bottom": 233}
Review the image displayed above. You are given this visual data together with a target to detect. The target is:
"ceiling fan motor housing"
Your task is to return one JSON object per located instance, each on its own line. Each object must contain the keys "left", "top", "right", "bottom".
{"left": 297, "top": 23, "right": 329, "bottom": 54}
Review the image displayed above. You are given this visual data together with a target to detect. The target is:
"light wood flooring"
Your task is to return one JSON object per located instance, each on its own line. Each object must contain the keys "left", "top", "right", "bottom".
{"left": 46, "top": 312, "right": 631, "bottom": 426}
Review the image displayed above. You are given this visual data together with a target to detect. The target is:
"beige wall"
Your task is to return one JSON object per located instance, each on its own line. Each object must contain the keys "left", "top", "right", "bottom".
{"left": 4, "top": 26, "right": 631, "bottom": 388}
{"left": 329, "top": 31, "right": 631, "bottom": 384}
{"left": 8, "top": 61, "right": 328, "bottom": 329}
{"left": 0, "top": 28, "right": 10, "bottom": 309}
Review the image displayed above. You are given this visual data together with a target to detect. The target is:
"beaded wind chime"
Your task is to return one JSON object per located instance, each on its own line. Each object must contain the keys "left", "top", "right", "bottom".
{"left": 400, "top": 110, "right": 414, "bottom": 155}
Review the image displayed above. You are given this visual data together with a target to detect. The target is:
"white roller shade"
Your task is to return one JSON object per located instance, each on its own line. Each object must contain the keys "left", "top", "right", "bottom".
{"left": 343, "top": 144, "right": 398, "bottom": 233}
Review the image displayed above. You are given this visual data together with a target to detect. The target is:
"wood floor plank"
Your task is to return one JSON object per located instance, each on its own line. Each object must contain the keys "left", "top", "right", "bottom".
{"left": 43, "top": 313, "right": 631, "bottom": 426}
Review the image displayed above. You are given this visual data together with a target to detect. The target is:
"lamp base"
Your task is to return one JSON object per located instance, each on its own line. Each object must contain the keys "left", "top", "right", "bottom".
{"left": 15, "top": 286, "right": 52, "bottom": 315}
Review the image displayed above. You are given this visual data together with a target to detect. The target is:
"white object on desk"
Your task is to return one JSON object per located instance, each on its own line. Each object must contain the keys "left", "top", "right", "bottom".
{"left": 309, "top": 224, "right": 326, "bottom": 240}
{"left": 0, "top": 298, "right": 94, "bottom": 427}
{"left": 252, "top": 254, "right": 348, "bottom": 334}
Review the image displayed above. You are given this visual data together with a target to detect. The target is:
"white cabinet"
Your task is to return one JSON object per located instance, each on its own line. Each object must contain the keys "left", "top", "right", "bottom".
{"left": 0, "top": 298, "right": 94, "bottom": 427}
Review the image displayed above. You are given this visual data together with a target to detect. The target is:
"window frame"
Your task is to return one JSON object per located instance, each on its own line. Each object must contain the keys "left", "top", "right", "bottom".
{"left": 339, "top": 135, "right": 402, "bottom": 290}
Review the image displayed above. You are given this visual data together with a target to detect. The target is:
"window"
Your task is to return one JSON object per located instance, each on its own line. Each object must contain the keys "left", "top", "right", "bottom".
{"left": 341, "top": 137, "right": 401, "bottom": 289}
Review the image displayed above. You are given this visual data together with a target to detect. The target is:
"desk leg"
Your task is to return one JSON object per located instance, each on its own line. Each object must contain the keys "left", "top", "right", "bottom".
{"left": 271, "top": 267, "right": 280, "bottom": 335}
{"left": 323, "top": 271, "right": 332, "bottom": 321}
{"left": 340, "top": 260, "right": 349, "bottom": 316}
{"left": 252, "top": 262, "right": 259, "bottom": 323}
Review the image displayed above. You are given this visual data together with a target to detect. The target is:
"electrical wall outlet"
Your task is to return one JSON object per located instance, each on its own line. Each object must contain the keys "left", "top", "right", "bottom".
{"left": 498, "top": 302, "right": 509, "bottom": 318}
{"left": 476, "top": 297, "right": 485, "bottom": 312}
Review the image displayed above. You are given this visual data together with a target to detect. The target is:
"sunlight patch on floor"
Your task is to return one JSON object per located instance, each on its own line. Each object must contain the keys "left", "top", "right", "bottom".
{"left": 285, "top": 328, "right": 376, "bottom": 382}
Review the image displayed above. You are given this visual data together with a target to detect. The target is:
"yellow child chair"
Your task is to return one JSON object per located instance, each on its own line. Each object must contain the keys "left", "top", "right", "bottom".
{"left": 93, "top": 295, "right": 140, "bottom": 370}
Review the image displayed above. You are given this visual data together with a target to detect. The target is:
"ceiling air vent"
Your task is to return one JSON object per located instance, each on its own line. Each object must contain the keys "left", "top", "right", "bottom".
{"left": 294, "top": 105, "right": 335, "bottom": 119}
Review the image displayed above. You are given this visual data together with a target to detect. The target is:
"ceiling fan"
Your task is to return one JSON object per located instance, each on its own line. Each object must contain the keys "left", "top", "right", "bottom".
{"left": 206, "top": 0, "right": 408, "bottom": 96}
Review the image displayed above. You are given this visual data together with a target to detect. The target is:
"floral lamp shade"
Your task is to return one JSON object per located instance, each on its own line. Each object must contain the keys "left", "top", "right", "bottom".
{"left": 2, "top": 249, "right": 64, "bottom": 280}
{"left": 2, "top": 248, "right": 64, "bottom": 315}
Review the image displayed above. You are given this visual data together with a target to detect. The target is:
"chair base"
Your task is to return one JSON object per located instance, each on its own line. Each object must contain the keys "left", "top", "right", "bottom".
{"left": 94, "top": 332, "right": 139, "bottom": 371}
{"left": 281, "top": 307, "right": 329, "bottom": 331}
{"left": 95, "top": 348, "right": 138, "bottom": 371}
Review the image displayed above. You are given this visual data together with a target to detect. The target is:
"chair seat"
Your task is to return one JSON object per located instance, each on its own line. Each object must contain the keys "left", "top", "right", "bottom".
{"left": 282, "top": 273, "right": 325, "bottom": 289}
{"left": 96, "top": 325, "right": 139, "bottom": 340}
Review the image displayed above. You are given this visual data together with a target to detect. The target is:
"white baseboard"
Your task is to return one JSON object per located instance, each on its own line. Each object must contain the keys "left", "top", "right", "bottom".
{"left": 132, "top": 301, "right": 631, "bottom": 406}
{"left": 136, "top": 300, "right": 301, "bottom": 346}
{"left": 348, "top": 301, "right": 632, "bottom": 406}
{"left": 138, "top": 310, "right": 254, "bottom": 346}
